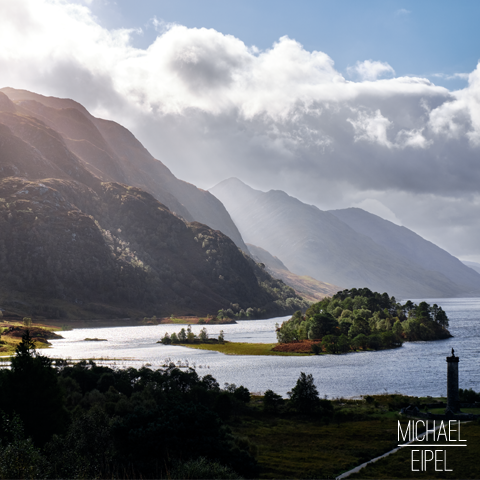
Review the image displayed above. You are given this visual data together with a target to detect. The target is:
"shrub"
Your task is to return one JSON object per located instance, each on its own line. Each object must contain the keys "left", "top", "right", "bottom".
{"left": 161, "top": 333, "right": 171, "bottom": 345}
{"left": 263, "top": 389, "right": 283, "bottom": 412}
{"left": 233, "top": 386, "right": 250, "bottom": 403}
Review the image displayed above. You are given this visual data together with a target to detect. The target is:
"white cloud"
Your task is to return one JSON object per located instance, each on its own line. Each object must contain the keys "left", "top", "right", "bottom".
{"left": 347, "top": 60, "right": 395, "bottom": 81}
{"left": 1, "top": 0, "right": 480, "bottom": 258}
{"left": 349, "top": 109, "right": 393, "bottom": 148}
{"left": 353, "top": 199, "right": 402, "bottom": 225}
{"left": 395, "top": 8, "right": 411, "bottom": 16}
{"left": 432, "top": 72, "right": 469, "bottom": 81}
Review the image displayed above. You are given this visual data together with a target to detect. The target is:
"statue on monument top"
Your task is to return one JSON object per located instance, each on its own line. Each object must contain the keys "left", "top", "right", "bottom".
{"left": 451, "top": 348, "right": 455, "bottom": 357}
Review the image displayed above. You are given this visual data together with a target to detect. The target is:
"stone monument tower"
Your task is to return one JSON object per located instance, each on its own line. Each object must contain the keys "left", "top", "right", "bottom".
{"left": 446, "top": 348, "right": 460, "bottom": 413}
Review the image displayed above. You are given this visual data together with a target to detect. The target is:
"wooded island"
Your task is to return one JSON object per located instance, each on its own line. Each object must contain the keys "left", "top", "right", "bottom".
{"left": 274, "top": 288, "right": 451, "bottom": 354}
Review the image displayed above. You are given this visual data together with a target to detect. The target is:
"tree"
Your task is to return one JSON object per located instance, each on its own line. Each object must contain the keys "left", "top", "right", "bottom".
{"left": 367, "top": 334, "right": 382, "bottom": 350}
{"left": 263, "top": 389, "right": 283, "bottom": 412}
{"left": 348, "top": 318, "right": 370, "bottom": 339}
{"left": 187, "top": 325, "right": 196, "bottom": 343}
{"left": 178, "top": 328, "right": 187, "bottom": 342}
{"left": 351, "top": 333, "right": 368, "bottom": 351}
{"left": 415, "top": 302, "right": 432, "bottom": 321}
{"left": 1, "top": 330, "right": 66, "bottom": 445}
{"left": 218, "top": 330, "right": 225, "bottom": 343}
{"left": 307, "top": 313, "right": 337, "bottom": 340}
{"left": 233, "top": 386, "right": 250, "bottom": 403}
{"left": 321, "top": 335, "right": 339, "bottom": 354}
{"left": 199, "top": 327, "right": 208, "bottom": 343}
{"left": 23, "top": 317, "right": 32, "bottom": 327}
{"left": 338, "top": 334, "right": 350, "bottom": 353}
{"left": 288, "top": 372, "right": 320, "bottom": 415}
{"left": 392, "top": 319, "right": 403, "bottom": 338}
{"left": 436, "top": 308, "right": 449, "bottom": 328}
{"left": 161, "top": 332, "right": 171, "bottom": 345}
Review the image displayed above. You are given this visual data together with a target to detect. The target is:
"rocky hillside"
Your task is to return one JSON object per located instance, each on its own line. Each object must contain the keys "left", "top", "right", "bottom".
{"left": 0, "top": 88, "right": 248, "bottom": 253}
{"left": 0, "top": 177, "right": 307, "bottom": 319}
{"left": 210, "top": 178, "right": 480, "bottom": 299}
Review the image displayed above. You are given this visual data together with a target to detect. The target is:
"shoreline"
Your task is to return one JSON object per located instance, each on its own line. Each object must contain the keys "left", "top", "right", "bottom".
{"left": 0, "top": 315, "right": 236, "bottom": 331}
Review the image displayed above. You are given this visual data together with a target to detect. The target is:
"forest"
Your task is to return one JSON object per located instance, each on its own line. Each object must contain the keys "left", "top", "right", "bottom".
{"left": 0, "top": 330, "right": 333, "bottom": 479}
{"left": 275, "top": 288, "right": 452, "bottom": 354}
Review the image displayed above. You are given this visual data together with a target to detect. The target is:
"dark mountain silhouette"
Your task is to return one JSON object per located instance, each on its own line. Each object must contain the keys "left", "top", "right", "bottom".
{"left": 0, "top": 91, "right": 307, "bottom": 319}
{"left": 210, "top": 178, "right": 480, "bottom": 299}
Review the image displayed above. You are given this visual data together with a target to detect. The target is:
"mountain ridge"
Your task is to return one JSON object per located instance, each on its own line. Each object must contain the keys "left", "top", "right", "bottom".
{"left": 0, "top": 88, "right": 248, "bottom": 253}
{"left": 210, "top": 178, "right": 480, "bottom": 299}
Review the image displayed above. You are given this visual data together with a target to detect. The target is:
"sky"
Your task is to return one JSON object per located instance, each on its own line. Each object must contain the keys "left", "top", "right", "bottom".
{"left": 1, "top": 0, "right": 480, "bottom": 262}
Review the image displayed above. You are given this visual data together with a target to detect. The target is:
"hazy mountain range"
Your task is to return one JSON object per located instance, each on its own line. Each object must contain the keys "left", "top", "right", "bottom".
{"left": 211, "top": 178, "right": 480, "bottom": 299}
{"left": 0, "top": 88, "right": 306, "bottom": 318}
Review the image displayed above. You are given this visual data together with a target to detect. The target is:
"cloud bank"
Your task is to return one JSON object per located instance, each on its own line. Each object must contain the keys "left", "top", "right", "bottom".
{"left": 1, "top": 0, "right": 480, "bottom": 260}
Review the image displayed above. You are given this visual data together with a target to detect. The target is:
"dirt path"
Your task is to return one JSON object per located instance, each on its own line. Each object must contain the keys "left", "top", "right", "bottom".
{"left": 336, "top": 423, "right": 443, "bottom": 479}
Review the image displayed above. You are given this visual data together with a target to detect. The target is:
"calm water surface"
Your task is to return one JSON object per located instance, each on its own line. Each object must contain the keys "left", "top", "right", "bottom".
{"left": 45, "top": 298, "right": 480, "bottom": 397}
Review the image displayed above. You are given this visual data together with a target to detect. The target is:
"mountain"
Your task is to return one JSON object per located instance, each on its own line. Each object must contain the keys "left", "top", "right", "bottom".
{"left": 210, "top": 178, "right": 480, "bottom": 299}
{"left": 329, "top": 208, "right": 480, "bottom": 294}
{"left": 463, "top": 261, "right": 480, "bottom": 276}
{"left": 247, "top": 244, "right": 342, "bottom": 302}
{"left": 0, "top": 88, "right": 248, "bottom": 253}
{"left": 0, "top": 91, "right": 308, "bottom": 319}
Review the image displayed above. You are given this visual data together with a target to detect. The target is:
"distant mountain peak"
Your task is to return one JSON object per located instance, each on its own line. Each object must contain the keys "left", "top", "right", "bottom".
{"left": 213, "top": 181, "right": 480, "bottom": 298}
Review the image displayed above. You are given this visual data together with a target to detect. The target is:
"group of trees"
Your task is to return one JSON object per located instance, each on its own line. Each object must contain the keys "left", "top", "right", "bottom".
{"left": 0, "top": 331, "right": 336, "bottom": 479}
{"left": 160, "top": 326, "right": 225, "bottom": 345}
{"left": 276, "top": 288, "right": 451, "bottom": 353}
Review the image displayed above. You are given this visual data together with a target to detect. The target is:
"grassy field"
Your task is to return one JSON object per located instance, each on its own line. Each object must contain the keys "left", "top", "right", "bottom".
{"left": 228, "top": 395, "right": 414, "bottom": 479}
{"left": 232, "top": 413, "right": 399, "bottom": 478}
{"left": 347, "top": 421, "right": 480, "bottom": 479}
{"left": 226, "top": 395, "right": 480, "bottom": 479}
{"left": 428, "top": 407, "right": 480, "bottom": 414}
{"left": 0, "top": 335, "right": 50, "bottom": 356}
{"left": 179, "top": 341, "right": 309, "bottom": 356}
